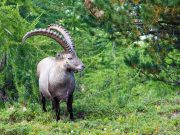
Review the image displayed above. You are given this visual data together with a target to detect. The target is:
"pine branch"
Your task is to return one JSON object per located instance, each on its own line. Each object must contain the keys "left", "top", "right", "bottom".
{"left": 140, "top": 70, "right": 180, "bottom": 86}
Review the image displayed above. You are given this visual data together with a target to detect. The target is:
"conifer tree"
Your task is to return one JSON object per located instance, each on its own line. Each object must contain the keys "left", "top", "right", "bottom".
{"left": 84, "top": 0, "right": 180, "bottom": 85}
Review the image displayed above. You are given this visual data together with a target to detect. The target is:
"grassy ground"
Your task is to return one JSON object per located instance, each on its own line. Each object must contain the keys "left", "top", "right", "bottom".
{"left": 0, "top": 81, "right": 180, "bottom": 135}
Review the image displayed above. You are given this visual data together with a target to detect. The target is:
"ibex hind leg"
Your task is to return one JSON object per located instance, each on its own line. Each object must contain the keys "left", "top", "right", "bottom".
{"left": 40, "top": 93, "right": 47, "bottom": 112}
{"left": 67, "top": 94, "right": 74, "bottom": 121}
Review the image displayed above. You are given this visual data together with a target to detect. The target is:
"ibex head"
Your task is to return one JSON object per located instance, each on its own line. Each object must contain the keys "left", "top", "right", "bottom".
{"left": 56, "top": 51, "right": 85, "bottom": 72}
{"left": 22, "top": 24, "right": 85, "bottom": 72}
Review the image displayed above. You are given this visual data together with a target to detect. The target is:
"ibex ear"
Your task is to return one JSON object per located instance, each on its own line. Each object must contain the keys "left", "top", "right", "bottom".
{"left": 56, "top": 52, "right": 63, "bottom": 60}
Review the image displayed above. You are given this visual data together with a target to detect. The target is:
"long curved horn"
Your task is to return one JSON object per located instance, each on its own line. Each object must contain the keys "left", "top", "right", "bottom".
{"left": 48, "top": 24, "right": 75, "bottom": 52}
{"left": 22, "top": 28, "right": 71, "bottom": 52}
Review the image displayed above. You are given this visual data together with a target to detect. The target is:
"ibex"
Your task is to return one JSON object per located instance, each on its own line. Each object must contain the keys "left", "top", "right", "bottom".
{"left": 22, "top": 24, "right": 85, "bottom": 121}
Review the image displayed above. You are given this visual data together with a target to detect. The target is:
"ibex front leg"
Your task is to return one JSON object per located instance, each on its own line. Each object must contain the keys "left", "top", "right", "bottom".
{"left": 67, "top": 94, "right": 74, "bottom": 121}
{"left": 53, "top": 97, "right": 60, "bottom": 121}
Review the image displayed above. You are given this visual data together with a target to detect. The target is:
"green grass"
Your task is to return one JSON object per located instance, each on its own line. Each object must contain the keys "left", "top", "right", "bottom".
{"left": 0, "top": 81, "right": 179, "bottom": 135}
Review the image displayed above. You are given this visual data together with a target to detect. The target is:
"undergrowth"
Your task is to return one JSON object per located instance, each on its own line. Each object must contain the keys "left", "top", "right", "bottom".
{"left": 0, "top": 80, "right": 179, "bottom": 135}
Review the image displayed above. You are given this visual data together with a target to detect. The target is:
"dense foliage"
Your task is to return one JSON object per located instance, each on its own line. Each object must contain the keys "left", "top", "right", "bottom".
{"left": 0, "top": 0, "right": 179, "bottom": 134}
{"left": 85, "top": 0, "right": 180, "bottom": 85}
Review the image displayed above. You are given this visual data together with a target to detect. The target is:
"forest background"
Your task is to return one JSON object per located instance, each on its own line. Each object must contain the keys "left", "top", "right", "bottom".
{"left": 0, "top": 0, "right": 179, "bottom": 134}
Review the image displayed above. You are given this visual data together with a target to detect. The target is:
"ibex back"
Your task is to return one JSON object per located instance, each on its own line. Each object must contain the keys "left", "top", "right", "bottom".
{"left": 22, "top": 24, "right": 85, "bottom": 121}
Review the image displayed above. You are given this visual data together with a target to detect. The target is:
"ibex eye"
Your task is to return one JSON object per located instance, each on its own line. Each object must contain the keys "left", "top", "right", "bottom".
{"left": 68, "top": 57, "right": 72, "bottom": 60}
